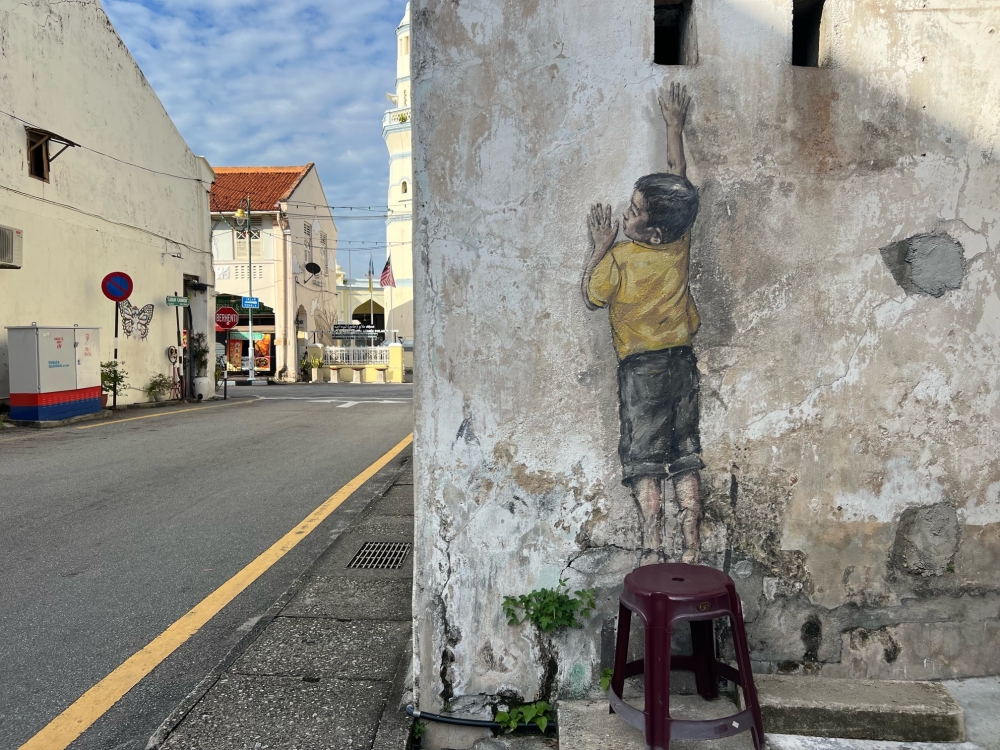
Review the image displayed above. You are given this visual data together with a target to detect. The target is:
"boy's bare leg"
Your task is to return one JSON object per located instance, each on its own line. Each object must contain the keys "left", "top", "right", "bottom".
{"left": 634, "top": 475, "right": 662, "bottom": 560}
{"left": 674, "top": 471, "right": 701, "bottom": 563}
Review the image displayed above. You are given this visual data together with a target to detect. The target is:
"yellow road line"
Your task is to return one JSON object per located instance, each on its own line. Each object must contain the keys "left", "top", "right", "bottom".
{"left": 77, "top": 398, "right": 254, "bottom": 429}
{"left": 20, "top": 432, "right": 414, "bottom": 750}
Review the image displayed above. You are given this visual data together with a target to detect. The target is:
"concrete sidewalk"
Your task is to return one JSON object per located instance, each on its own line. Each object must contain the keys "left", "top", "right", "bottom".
{"left": 149, "top": 451, "right": 415, "bottom": 750}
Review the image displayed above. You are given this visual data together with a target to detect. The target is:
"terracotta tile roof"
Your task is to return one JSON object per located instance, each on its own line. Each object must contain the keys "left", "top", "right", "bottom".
{"left": 210, "top": 164, "right": 314, "bottom": 213}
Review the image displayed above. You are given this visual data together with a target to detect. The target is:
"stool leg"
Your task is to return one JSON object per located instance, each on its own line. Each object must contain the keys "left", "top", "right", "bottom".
{"left": 690, "top": 619, "right": 719, "bottom": 700}
{"left": 727, "top": 587, "right": 765, "bottom": 750}
{"left": 610, "top": 602, "right": 631, "bottom": 713}
{"left": 644, "top": 625, "right": 672, "bottom": 750}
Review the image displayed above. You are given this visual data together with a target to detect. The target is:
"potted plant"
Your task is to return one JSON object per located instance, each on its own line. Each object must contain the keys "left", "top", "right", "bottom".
{"left": 190, "top": 332, "right": 214, "bottom": 401}
{"left": 100, "top": 361, "right": 128, "bottom": 408}
{"left": 300, "top": 354, "right": 323, "bottom": 382}
{"left": 144, "top": 373, "right": 174, "bottom": 402}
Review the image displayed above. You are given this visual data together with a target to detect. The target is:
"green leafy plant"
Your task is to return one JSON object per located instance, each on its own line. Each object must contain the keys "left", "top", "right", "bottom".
{"left": 495, "top": 701, "right": 552, "bottom": 734}
{"left": 190, "top": 332, "right": 211, "bottom": 377}
{"left": 144, "top": 373, "right": 174, "bottom": 398}
{"left": 100, "top": 361, "right": 128, "bottom": 397}
{"left": 300, "top": 354, "right": 322, "bottom": 378}
{"left": 398, "top": 111, "right": 409, "bottom": 123}
{"left": 411, "top": 720, "right": 425, "bottom": 740}
{"left": 600, "top": 668, "right": 614, "bottom": 691}
{"left": 503, "top": 579, "right": 596, "bottom": 633}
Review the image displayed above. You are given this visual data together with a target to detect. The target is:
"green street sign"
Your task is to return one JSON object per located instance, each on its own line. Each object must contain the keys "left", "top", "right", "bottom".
{"left": 166, "top": 296, "right": 189, "bottom": 307}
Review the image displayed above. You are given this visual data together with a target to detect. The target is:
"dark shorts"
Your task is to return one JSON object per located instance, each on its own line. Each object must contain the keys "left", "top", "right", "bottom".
{"left": 617, "top": 346, "right": 703, "bottom": 485}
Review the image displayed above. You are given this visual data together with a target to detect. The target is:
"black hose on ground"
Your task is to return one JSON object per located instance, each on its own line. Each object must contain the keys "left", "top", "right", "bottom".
{"left": 405, "top": 705, "right": 557, "bottom": 730}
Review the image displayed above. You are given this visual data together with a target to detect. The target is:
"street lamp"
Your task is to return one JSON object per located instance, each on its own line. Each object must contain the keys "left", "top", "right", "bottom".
{"left": 234, "top": 196, "right": 255, "bottom": 383}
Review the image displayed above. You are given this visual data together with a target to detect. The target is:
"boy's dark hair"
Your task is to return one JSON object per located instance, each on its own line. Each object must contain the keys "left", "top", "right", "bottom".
{"left": 634, "top": 173, "right": 699, "bottom": 243}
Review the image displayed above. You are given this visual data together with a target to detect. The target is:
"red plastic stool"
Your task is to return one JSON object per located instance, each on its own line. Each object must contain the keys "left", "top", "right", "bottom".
{"left": 609, "top": 563, "right": 764, "bottom": 749}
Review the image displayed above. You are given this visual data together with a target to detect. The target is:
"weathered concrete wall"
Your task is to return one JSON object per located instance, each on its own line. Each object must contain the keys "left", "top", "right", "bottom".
{"left": 411, "top": 0, "right": 1000, "bottom": 714}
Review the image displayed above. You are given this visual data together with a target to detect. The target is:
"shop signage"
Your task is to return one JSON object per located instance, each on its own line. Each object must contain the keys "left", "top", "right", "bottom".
{"left": 332, "top": 324, "right": 382, "bottom": 339}
{"left": 215, "top": 307, "right": 239, "bottom": 329}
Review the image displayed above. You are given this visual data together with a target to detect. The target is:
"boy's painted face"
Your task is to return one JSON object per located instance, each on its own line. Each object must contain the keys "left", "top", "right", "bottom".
{"left": 622, "top": 189, "right": 661, "bottom": 245}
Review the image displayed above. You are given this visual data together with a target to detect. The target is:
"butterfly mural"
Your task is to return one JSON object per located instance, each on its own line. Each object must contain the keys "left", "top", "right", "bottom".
{"left": 119, "top": 300, "right": 155, "bottom": 340}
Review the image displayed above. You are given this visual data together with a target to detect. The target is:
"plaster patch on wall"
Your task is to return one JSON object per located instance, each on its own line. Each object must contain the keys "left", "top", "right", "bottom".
{"left": 910, "top": 368, "right": 952, "bottom": 406}
{"left": 880, "top": 233, "right": 965, "bottom": 297}
{"left": 833, "top": 457, "right": 943, "bottom": 523}
{"left": 963, "top": 481, "right": 1000, "bottom": 526}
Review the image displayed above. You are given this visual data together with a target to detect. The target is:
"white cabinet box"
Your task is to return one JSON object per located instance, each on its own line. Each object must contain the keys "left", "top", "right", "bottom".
{"left": 5, "top": 326, "right": 102, "bottom": 420}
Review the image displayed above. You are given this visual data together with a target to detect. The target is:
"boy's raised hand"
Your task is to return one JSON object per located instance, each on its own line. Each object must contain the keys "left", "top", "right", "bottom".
{"left": 587, "top": 203, "right": 619, "bottom": 260}
{"left": 658, "top": 82, "right": 690, "bottom": 130}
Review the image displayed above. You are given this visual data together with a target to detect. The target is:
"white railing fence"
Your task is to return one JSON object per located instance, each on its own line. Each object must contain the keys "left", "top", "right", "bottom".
{"left": 323, "top": 346, "right": 390, "bottom": 366}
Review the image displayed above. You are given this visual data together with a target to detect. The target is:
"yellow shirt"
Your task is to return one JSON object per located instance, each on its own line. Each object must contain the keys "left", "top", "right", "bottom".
{"left": 587, "top": 234, "right": 700, "bottom": 359}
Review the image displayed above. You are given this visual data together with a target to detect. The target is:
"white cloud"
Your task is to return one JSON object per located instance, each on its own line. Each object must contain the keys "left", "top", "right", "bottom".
{"left": 102, "top": 0, "right": 405, "bottom": 269}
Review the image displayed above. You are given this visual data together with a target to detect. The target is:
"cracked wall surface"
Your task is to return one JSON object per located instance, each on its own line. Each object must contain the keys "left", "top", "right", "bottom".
{"left": 411, "top": 0, "right": 1000, "bottom": 713}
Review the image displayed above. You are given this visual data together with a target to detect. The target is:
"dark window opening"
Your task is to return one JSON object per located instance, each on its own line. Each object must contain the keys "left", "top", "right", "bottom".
{"left": 27, "top": 131, "right": 49, "bottom": 181}
{"left": 654, "top": 0, "right": 694, "bottom": 66}
{"left": 792, "top": 0, "right": 826, "bottom": 67}
{"left": 401, "top": 181, "right": 408, "bottom": 194}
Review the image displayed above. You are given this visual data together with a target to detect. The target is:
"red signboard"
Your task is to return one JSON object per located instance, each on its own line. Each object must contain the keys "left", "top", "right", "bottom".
{"left": 215, "top": 307, "right": 239, "bottom": 330}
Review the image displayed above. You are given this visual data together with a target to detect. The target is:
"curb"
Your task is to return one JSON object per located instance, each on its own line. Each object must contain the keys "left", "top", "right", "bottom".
{"left": 145, "top": 454, "right": 412, "bottom": 750}
{"left": 5, "top": 397, "right": 216, "bottom": 429}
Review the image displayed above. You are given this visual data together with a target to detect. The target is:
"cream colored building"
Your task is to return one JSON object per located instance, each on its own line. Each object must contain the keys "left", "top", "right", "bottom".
{"left": 0, "top": 0, "right": 215, "bottom": 407}
{"left": 382, "top": 3, "right": 414, "bottom": 356}
{"left": 335, "top": 263, "right": 385, "bottom": 329}
{"left": 210, "top": 165, "right": 338, "bottom": 380}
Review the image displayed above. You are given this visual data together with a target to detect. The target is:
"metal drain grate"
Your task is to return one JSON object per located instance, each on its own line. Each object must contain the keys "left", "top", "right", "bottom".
{"left": 347, "top": 542, "right": 411, "bottom": 570}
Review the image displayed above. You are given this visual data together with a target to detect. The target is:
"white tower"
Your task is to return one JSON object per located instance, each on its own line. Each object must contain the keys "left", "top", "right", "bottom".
{"left": 382, "top": 3, "right": 413, "bottom": 354}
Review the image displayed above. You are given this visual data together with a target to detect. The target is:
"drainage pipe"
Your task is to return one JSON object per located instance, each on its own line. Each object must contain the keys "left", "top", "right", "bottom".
{"left": 405, "top": 705, "right": 557, "bottom": 731}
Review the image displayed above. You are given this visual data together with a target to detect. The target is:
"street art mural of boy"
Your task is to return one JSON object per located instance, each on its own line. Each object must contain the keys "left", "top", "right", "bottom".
{"left": 581, "top": 84, "right": 702, "bottom": 563}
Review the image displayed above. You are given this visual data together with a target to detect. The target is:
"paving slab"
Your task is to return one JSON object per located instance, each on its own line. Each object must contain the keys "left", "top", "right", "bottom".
{"left": 282, "top": 576, "right": 413, "bottom": 620}
{"left": 160, "top": 674, "right": 389, "bottom": 750}
{"left": 752, "top": 674, "right": 965, "bottom": 742}
{"left": 943, "top": 676, "right": 1000, "bottom": 750}
{"left": 232, "top": 617, "right": 409, "bottom": 681}
{"left": 767, "top": 737, "right": 983, "bottom": 750}
{"left": 373, "top": 651, "right": 414, "bottom": 750}
{"left": 558, "top": 695, "right": 754, "bottom": 750}
{"left": 363, "top": 485, "right": 414, "bottom": 516}
{"left": 352, "top": 514, "right": 418, "bottom": 537}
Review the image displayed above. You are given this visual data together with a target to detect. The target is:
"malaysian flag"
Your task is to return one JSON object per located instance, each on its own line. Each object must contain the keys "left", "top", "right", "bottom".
{"left": 380, "top": 256, "right": 396, "bottom": 288}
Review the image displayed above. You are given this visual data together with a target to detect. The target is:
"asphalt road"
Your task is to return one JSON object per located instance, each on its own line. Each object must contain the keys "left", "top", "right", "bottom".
{"left": 0, "top": 383, "right": 413, "bottom": 749}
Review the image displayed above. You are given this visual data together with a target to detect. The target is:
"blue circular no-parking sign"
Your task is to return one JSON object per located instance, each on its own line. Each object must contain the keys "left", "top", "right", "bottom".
{"left": 101, "top": 272, "right": 133, "bottom": 302}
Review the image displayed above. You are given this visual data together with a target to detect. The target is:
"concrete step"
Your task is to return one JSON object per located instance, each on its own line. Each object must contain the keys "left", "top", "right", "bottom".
{"left": 749, "top": 674, "right": 964, "bottom": 742}
{"left": 558, "top": 674, "right": 970, "bottom": 749}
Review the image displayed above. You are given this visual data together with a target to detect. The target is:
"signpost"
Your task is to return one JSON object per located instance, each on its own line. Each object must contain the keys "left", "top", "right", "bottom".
{"left": 241, "top": 296, "right": 259, "bottom": 309}
{"left": 101, "top": 272, "right": 133, "bottom": 410}
{"left": 216, "top": 307, "right": 239, "bottom": 400}
{"left": 166, "top": 296, "right": 189, "bottom": 307}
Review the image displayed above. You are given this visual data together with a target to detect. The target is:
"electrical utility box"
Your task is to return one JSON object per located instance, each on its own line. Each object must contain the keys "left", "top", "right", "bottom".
{"left": 5, "top": 326, "right": 102, "bottom": 421}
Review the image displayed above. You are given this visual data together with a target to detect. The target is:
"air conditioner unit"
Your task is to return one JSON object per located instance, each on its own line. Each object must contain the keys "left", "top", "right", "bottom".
{"left": 0, "top": 225, "right": 23, "bottom": 269}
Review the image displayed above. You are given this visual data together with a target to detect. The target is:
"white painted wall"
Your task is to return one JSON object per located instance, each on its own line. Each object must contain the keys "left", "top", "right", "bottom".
{"left": 412, "top": 0, "right": 1000, "bottom": 713}
{"left": 0, "top": 0, "right": 214, "bottom": 404}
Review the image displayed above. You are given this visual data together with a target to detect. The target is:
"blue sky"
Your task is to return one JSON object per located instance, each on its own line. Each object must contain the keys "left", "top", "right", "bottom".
{"left": 102, "top": 0, "right": 407, "bottom": 271}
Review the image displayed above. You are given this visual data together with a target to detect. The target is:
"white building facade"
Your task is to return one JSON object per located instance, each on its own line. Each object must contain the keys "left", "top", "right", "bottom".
{"left": 0, "top": 0, "right": 215, "bottom": 408}
{"left": 210, "top": 165, "right": 338, "bottom": 380}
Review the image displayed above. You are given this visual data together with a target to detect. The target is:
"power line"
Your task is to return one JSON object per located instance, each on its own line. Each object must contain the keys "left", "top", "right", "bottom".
{"left": 0, "top": 182, "right": 210, "bottom": 255}
{"left": 0, "top": 107, "right": 209, "bottom": 185}
{"left": 2, "top": 109, "right": 413, "bottom": 215}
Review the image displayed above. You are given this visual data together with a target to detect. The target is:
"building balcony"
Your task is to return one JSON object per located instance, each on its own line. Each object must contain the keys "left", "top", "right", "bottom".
{"left": 383, "top": 107, "right": 411, "bottom": 137}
